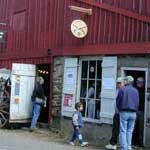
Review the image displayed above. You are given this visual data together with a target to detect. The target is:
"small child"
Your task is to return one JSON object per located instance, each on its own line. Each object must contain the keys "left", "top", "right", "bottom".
{"left": 69, "top": 102, "right": 88, "bottom": 147}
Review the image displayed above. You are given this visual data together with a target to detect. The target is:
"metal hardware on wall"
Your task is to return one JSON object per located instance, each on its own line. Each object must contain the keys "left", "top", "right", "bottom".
{"left": 47, "top": 49, "right": 52, "bottom": 56}
{"left": 69, "top": 6, "right": 92, "bottom": 15}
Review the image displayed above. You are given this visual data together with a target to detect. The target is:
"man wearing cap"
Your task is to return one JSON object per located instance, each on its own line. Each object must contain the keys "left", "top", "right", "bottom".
{"left": 116, "top": 76, "right": 139, "bottom": 150}
{"left": 105, "top": 77, "right": 125, "bottom": 150}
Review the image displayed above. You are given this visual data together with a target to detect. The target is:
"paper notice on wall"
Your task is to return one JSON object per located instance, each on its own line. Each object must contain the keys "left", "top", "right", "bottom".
{"left": 13, "top": 75, "right": 21, "bottom": 104}
{"left": 66, "top": 68, "right": 76, "bottom": 85}
{"left": 63, "top": 94, "right": 73, "bottom": 107}
{"left": 102, "top": 78, "right": 115, "bottom": 90}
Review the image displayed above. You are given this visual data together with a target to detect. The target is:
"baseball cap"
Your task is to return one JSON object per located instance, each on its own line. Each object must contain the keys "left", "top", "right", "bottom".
{"left": 136, "top": 77, "right": 144, "bottom": 83}
{"left": 125, "top": 76, "right": 134, "bottom": 82}
{"left": 117, "top": 77, "right": 124, "bottom": 83}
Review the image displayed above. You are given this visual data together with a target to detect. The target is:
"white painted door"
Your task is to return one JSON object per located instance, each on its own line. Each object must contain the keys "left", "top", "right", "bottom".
{"left": 61, "top": 58, "right": 78, "bottom": 117}
{"left": 100, "top": 56, "right": 117, "bottom": 124}
{"left": 9, "top": 63, "right": 36, "bottom": 122}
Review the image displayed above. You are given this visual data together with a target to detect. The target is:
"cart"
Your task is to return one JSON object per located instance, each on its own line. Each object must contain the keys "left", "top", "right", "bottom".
{"left": 0, "top": 69, "right": 11, "bottom": 128}
{"left": 0, "top": 64, "right": 36, "bottom": 128}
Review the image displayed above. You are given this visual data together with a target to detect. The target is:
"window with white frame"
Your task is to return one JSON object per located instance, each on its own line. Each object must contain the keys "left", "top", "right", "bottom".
{"left": 79, "top": 58, "right": 102, "bottom": 120}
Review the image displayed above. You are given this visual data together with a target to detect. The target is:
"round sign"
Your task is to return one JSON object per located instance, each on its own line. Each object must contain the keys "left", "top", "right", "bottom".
{"left": 71, "top": 19, "right": 88, "bottom": 38}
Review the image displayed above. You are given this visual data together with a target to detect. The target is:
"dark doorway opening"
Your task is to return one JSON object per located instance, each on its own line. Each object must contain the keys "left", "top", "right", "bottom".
{"left": 36, "top": 64, "right": 50, "bottom": 124}
{"left": 124, "top": 70, "right": 146, "bottom": 147}
{"left": 124, "top": 70, "right": 145, "bottom": 86}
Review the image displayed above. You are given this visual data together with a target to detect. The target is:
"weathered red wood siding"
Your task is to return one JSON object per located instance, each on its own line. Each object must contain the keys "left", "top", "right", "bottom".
{"left": 0, "top": 0, "right": 11, "bottom": 54}
{"left": 95, "top": 0, "right": 150, "bottom": 16}
{"left": 0, "top": 0, "right": 65, "bottom": 60}
{"left": 62, "top": 0, "right": 150, "bottom": 48}
{"left": 0, "top": 0, "right": 149, "bottom": 59}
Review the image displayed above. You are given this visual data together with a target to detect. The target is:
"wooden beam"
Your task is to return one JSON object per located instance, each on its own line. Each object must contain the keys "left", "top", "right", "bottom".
{"left": 59, "top": 42, "right": 150, "bottom": 56}
{"left": 77, "top": 0, "right": 150, "bottom": 23}
{"left": 69, "top": 5, "right": 92, "bottom": 15}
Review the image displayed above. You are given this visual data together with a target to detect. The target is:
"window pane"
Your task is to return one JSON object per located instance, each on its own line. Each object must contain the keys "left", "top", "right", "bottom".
{"left": 80, "top": 80, "right": 87, "bottom": 98}
{"left": 95, "top": 100, "right": 101, "bottom": 119}
{"left": 97, "top": 61, "right": 102, "bottom": 79}
{"left": 96, "top": 80, "right": 101, "bottom": 99}
{"left": 80, "top": 59, "right": 102, "bottom": 120}
{"left": 81, "top": 61, "right": 88, "bottom": 78}
{"left": 89, "top": 61, "right": 96, "bottom": 79}
{"left": 80, "top": 98, "right": 86, "bottom": 117}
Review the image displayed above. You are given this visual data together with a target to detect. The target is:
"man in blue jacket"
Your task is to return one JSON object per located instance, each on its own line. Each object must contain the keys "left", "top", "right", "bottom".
{"left": 116, "top": 76, "right": 139, "bottom": 150}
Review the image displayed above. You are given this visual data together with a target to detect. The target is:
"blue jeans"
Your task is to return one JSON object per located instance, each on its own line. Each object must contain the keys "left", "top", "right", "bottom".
{"left": 30, "top": 103, "right": 42, "bottom": 129}
{"left": 120, "top": 112, "right": 136, "bottom": 150}
{"left": 70, "top": 127, "right": 83, "bottom": 144}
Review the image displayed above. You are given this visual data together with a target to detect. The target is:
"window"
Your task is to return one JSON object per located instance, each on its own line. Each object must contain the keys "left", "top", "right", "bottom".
{"left": 62, "top": 57, "right": 117, "bottom": 124}
{"left": 0, "top": 30, "right": 6, "bottom": 43}
{"left": 79, "top": 58, "right": 102, "bottom": 121}
{"left": 14, "top": 0, "right": 26, "bottom": 13}
{"left": 12, "top": 12, "right": 26, "bottom": 31}
{"left": 12, "top": 0, "right": 26, "bottom": 31}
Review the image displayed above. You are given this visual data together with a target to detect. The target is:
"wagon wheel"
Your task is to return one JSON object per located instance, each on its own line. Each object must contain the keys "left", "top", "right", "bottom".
{"left": 0, "top": 97, "right": 10, "bottom": 128}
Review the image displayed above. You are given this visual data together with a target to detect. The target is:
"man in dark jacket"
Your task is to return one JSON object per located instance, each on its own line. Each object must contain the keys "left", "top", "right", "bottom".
{"left": 30, "top": 76, "right": 46, "bottom": 131}
{"left": 116, "top": 76, "right": 139, "bottom": 150}
{"left": 105, "top": 77, "right": 125, "bottom": 150}
{"left": 135, "top": 77, "right": 145, "bottom": 147}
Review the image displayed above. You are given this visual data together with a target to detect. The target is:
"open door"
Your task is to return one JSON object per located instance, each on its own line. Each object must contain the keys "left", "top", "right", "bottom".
{"left": 9, "top": 63, "right": 36, "bottom": 123}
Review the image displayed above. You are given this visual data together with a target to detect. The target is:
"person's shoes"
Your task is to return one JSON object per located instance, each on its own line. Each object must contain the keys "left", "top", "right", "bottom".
{"left": 81, "top": 142, "right": 88, "bottom": 146}
{"left": 128, "top": 146, "right": 132, "bottom": 150}
{"left": 29, "top": 128, "right": 34, "bottom": 132}
{"left": 139, "top": 143, "right": 144, "bottom": 148}
{"left": 132, "top": 145, "right": 137, "bottom": 149}
{"left": 105, "top": 144, "right": 117, "bottom": 149}
{"left": 29, "top": 128, "right": 38, "bottom": 132}
{"left": 69, "top": 141, "right": 75, "bottom": 146}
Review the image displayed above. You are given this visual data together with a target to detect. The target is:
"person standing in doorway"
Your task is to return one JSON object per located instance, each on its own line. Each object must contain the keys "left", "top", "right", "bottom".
{"left": 136, "top": 77, "right": 145, "bottom": 147}
{"left": 30, "top": 76, "right": 46, "bottom": 131}
{"left": 116, "top": 76, "right": 139, "bottom": 150}
{"left": 105, "top": 77, "right": 125, "bottom": 150}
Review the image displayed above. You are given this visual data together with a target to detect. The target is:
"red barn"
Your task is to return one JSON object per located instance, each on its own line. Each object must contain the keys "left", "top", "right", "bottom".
{"left": 0, "top": 0, "right": 150, "bottom": 147}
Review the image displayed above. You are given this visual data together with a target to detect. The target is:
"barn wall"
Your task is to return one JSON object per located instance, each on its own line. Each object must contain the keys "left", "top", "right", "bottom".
{"left": 0, "top": 0, "right": 149, "bottom": 60}
{"left": 96, "top": 0, "right": 150, "bottom": 16}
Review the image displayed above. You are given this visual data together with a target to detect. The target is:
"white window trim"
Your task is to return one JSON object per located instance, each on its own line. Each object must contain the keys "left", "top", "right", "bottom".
{"left": 77, "top": 56, "right": 103, "bottom": 123}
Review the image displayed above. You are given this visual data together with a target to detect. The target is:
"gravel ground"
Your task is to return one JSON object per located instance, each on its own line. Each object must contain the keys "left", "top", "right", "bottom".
{"left": 0, "top": 129, "right": 100, "bottom": 150}
{"left": 0, "top": 129, "right": 146, "bottom": 150}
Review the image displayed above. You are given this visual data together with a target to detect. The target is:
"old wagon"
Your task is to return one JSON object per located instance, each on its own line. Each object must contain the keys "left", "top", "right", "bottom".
{"left": 0, "top": 68, "right": 11, "bottom": 128}
{"left": 0, "top": 64, "right": 36, "bottom": 128}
